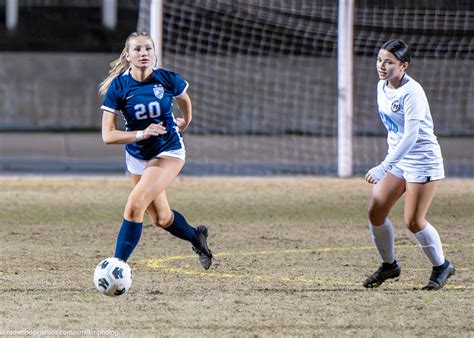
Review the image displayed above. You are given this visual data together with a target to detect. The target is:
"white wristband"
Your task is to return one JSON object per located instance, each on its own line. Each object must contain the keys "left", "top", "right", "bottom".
{"left": 135, "top": 130, "right": 144, "bottom": 141}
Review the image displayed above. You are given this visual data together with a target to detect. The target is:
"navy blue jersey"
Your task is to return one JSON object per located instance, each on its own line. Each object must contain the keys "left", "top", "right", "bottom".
{"left": 101, "top": 68, "right": 188, "bottom": 160}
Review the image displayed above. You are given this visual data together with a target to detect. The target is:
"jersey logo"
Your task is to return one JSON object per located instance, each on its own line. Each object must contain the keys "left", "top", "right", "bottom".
{"left": 153, "top": 84, "right": 164, "bottom": 99}
{"left": 379, "top": 112, "right": 398, "bottom": 133}
{"left": 391, "top": 100, "right": 400, "bottom": 112}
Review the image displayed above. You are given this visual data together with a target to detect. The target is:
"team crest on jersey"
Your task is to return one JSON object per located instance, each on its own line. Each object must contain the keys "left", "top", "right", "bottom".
{"left": 153, "top": 84, "right": 164, "bottom": 99}
{"left": 391, "top": 100, "right": 400, "bottom": 112}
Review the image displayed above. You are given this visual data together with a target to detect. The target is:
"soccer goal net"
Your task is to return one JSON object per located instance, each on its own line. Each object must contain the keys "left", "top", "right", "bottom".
{"left": 138, "top": 0, "right": 474, "bottom": 176}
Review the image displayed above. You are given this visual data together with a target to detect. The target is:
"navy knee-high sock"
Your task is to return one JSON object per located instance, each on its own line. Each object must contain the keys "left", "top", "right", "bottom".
{"left": 114, "top": 219, "right": 143, "bottom": 262}
{"left": 164, "top": 210, "right": 200, "bottom": 247}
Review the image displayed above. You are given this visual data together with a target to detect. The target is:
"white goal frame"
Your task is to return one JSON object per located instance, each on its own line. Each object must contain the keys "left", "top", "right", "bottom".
{"left": 337, "top": 0, "right": 354, "bottom": 177}
{"left": 148, "top": 0, "right": 164, "bottom": 68}
{"left": 147, "top": 0, "right": 356, "bottom": 177}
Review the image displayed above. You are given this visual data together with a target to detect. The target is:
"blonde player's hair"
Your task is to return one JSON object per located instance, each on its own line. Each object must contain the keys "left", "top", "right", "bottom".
{"left": 98, "top": 32, "right": 157, "bottom": 97}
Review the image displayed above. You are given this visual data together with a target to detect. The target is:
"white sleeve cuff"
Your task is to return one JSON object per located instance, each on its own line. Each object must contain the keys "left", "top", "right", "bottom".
{"left": 101, "top": 105, "right": 120, "bottom": 114}
{"left": 174, "top": 81, "right": 189, "bottom": 98}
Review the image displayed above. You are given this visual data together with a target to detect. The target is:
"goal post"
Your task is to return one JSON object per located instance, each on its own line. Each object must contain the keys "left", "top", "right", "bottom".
{"left": 337, "top": 0, "right": 354, "bottom": 177}
{"left": 148, "top": 0, "right": 163, "bottom": 68}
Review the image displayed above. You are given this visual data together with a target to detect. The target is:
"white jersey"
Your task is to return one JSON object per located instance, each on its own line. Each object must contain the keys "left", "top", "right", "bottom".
{"left": 377, "top": 74, "right": 444, "bottom": 176}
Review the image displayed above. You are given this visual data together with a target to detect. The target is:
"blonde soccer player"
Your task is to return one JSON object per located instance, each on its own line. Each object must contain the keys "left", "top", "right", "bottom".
{"left": 363, "top": 39, "right": 454, "bottom": 290}
{"left": 98, "top": 32, "right": 213, "bottom": 269}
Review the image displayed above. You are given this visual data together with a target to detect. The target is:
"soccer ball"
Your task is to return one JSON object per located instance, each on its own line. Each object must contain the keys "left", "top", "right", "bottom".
{"left": 93, "top": 257, "right": 132, "bottom": 296}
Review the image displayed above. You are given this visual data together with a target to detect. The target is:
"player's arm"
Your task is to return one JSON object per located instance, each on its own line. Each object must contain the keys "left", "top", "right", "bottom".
{"left": 366, "top": 119, "right": 420, "bottom": 184}
{"left": 366, "top": 92, "right": 422, "bottom": 184}
{"left": 381, "top": 118, "right": 420, "bottom": 168}
{"left": 101, "top": 111, "right": 166, "bottom": 144}
{"left": 381, "top": 90, "right": 424, "bottom": 170}
{"left": 174, "top": 92, "right": 192, "bottom": 132}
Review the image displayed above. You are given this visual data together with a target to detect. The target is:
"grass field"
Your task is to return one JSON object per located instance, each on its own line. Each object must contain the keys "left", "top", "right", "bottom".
{"left": 0, "top": 176, "right": 472, "bottom": 336}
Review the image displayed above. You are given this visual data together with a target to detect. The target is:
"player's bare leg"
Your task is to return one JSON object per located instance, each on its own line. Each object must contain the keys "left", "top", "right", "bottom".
{"left": 124, "top": 157, "right": 183, "bottom": 222}
{"left": 129, "top": 159, "right": 213, "bottom": 269}
{"left": 405, "top": 181, "right": 455, "bottom": 290}
{"left": 364, "top": 173, "right": 405, "bottom": 288}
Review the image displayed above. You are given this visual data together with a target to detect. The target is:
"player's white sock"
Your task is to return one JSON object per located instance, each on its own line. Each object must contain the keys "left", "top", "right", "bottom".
{"left": 369, "top": 218, "right": 395, "bottom": 264}
{"left": 414, "top": 222, "right": 445, "bottom": 267}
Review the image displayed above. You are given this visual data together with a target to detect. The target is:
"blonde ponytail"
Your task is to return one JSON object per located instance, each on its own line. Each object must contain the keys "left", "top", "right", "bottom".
{"left": 99, "top": 32, "right": 156, "bottom": 97}
{"left": 98, "top": 47, "right": 129, "bottom": 97}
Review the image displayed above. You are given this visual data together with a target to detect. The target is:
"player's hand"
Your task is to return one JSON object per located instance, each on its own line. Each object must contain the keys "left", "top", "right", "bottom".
{"left": 175, "top": 117, "right": 190, "bottom": 132}
{"left": 365, "top": 164, "right": 389, "bottom": 184}
{"left": 143, "top": 122, "right": 167, "bottom": 138}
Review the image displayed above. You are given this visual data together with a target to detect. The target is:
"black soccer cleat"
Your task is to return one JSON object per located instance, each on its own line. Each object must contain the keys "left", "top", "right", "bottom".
{"left": 422, "top": 260, "right": 455, "bottom": 291}
{"left": 192, "top": 225, "right": 213, "bottom": 270}
{"left": 363, "top": 261, "right": 401, "bottom": 288}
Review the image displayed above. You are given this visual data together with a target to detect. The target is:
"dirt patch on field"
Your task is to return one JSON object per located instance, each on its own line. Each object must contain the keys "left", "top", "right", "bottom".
{"left": 0, "top": 177, "right": 472, "bottom": 336}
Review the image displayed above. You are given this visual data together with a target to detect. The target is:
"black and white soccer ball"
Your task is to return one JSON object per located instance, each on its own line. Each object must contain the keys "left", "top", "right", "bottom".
{"left": 93, "top": 257, "right": 132, "bottom": 297}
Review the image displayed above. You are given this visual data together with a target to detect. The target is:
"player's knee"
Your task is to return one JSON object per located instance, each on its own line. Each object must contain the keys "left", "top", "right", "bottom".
{"left": 367, "top": 204, "right": 388, "bottom": 225}
{"left": 153, "top": 211, "right": 173, "bottom": 228}
{"left": 404, "top": 217, "right": 425, "bottom": 233}
{"left": 367, "top": 204, "right": 380, "bottom": 220}
{"left": 125, "top": 199, "right": 147, "bottom": 220}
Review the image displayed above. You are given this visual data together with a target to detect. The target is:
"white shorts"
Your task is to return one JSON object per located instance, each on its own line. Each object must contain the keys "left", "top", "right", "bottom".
{"left": 125, "top": 149, "right": 186, "bottom": 175}
{"left": 389, "top": 166, "right": 445, "bottom": 184}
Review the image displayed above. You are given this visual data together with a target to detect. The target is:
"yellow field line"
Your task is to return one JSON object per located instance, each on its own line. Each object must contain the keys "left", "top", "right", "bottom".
{"left": 146, "top": 242, "right": 473, "bottom": 264}
{"left": 145, "top": 264, "right": 357, "bottom": 286}
{"left": 144, "top": 243, "right": 473, "bottom": 290}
